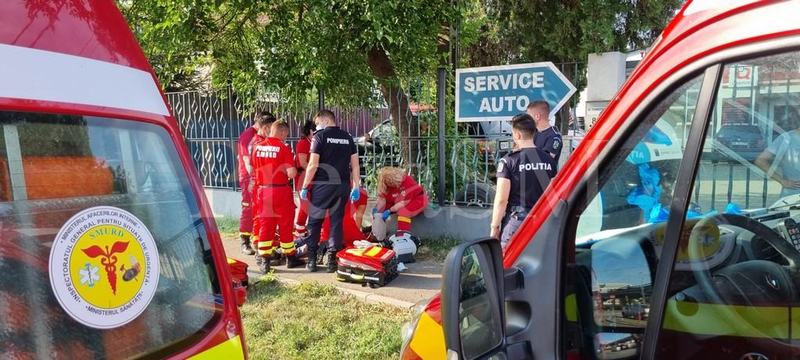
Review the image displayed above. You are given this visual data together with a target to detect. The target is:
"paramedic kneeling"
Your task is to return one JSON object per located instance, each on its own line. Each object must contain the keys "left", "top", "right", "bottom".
{"left": 490, "top": 113, "right": 556, "bottom": 248}
{"left": 372, "top": 167, "right": 428, "bottom": 242}
{"left": 300, "top": 110, "right": 361, "bottom": 273}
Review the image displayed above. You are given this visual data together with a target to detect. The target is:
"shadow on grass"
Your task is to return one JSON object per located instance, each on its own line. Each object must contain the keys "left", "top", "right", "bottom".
{"left": 416, "top": 236, "right": 461, "bottom": 262}
{"left": 241, "top": 274, "right": 412, "bottom": 360}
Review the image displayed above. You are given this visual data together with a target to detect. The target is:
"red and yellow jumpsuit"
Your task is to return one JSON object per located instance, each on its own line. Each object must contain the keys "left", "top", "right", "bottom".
{"left": 236, "top": 126, "right": 260, "bottom": 239}
{"left": 373, "top": 175, "right": 428, "bottom": 241}
{"left": 321, "top": 187, "right": 369, "bottom": 248}
{"left": 293, "top": 135, "right": 312, "bottom": 236}
{"left": 251, "top": 136, "right": 296, "bottom": 258}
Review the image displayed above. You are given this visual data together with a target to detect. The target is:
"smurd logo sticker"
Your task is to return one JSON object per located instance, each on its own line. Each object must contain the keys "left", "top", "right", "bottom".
{"left": 49, "top": 206, "right": 160, "bottom": 329}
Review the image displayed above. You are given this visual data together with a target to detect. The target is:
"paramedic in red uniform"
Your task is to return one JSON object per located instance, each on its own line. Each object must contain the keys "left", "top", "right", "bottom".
{"left": 371, "top": 167, "right": 428, "bottom": 242}
{"left": 320, "top": 186, "right": 369, "bottom": 248}
{"left": 299, "top": 110, "right": 361, "bottom": 273}
{"left": 294, "top": 120, "right": 315, "bottom": 238}
{"left": 251, "top": 120, "right": 303, "bottom": 273}
{"left": 237, "top": 111, "right": 275, "bottom": 255}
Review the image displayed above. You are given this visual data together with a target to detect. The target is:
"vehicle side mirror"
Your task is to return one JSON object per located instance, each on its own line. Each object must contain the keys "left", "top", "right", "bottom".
{"left": 441, "top": 237, "right": 505, "bottom": 360}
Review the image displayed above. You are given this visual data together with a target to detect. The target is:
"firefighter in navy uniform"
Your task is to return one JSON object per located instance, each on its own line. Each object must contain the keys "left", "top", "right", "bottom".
{"left": 527, "top": 100, "right": 563, "bottom": 169}
{"left": 299, "top": 110, "right": 361, "bottom": 272}
{"left": 251, "top": 120, "right": 303, "bottom": 273}
{"left": 490, "top": 113, "right": 557, "bottom": 248}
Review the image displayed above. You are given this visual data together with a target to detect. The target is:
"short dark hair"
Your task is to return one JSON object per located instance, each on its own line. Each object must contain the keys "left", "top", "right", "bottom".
{"left": 511, "top": 113, "right": 536, "bottom": 139}
{"left": 314, "top": 109, "right": 336, "bottom": 123}
{"left": 255, "top": 111, "right": 276, "bottom": 127}
{"left": 301, "top": 120, "right": 316, "bottom": 137}
{"left": 526, "top": 100, "right": 550, "bottom": 114}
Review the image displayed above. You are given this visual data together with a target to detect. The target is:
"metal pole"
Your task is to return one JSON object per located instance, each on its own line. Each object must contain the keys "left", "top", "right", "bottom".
{"left": 318, "top": 88, "right": 325, "bottom": 110}
{"left": 437, "top": 67, "right": 447, "bottom": 206}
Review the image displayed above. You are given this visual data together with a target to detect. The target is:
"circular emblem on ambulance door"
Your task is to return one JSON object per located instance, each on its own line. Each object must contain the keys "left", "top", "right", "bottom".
{"left": 49, "top": 206, "right": 160, "bottom": 329}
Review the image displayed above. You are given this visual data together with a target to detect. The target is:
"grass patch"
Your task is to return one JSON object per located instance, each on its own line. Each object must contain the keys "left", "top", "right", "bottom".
{"left": 416, "top": 236, "right": 461, "bottom": 262}
{"left": 241, "top": 275, "right": 412, "bottom": 360}
{"left": 215, "top": 217, "right": 240, "bottom": 237}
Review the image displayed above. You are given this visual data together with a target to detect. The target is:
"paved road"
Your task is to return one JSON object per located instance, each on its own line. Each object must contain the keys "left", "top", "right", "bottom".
{"left": 221, "top": 235, "right": 443, "bottom": 306}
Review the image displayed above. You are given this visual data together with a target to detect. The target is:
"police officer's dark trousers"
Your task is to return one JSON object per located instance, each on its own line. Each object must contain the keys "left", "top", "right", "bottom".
{"left": 306, "top": 183, "right": 349, "bottom": 254}
{"left": 500, "top": 207, "right": 530, "bottom": 248}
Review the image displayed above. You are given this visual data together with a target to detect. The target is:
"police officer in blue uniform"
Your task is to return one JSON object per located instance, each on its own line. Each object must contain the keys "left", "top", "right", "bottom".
{"left": 527, "top": 100, "right": 563, "bottom": 169}
{"left": 490, "top": 113, "right": 557, "bottom": 248}
{"left": 300, "top": 110, "right": 361, "bottom": 272}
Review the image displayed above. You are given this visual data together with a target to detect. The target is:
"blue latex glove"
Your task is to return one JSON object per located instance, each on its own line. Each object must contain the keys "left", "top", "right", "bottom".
{"left": 350, "top": 187, "right": 360, "bottom": 202}
{"left": 372, "top": 207, "right": 379, "bottom": 215}
{"left": 299, "top": 188, "right": 309, "bottom": 200}
{"left": 382, "top": 210, "right": 392, "bottom": 221}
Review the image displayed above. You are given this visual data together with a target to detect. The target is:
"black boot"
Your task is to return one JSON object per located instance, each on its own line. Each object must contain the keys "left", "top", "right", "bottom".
{"left": 240, "top": 235, "right": 255, "bottom": 255}
{"left": 270, "top": 252, "right": 285, "bottom": 266}
{"left": 326, "top": 250, "right": 339, "bottom": 273}
{"left": 255, "top": 255, "right": 271, "bottom": 274}
{"left": 286, "top": 254, "right": 305, "bottom": 269}
{"left": 307, "top": 250, "right": 318, "bottom": 272}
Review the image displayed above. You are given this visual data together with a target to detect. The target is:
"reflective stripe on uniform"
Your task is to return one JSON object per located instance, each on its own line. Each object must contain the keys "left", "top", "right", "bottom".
{"left": 257, "top": 244, "right": 273, "bottom": 256}
{"left": 280, "top": 242, "right": 296, "bottom": 250}
{"left": 398, "top": 216, "right": 412, "bottom": 223}
{"left": 239, "top": 232, "right": 251, "bottom": 237}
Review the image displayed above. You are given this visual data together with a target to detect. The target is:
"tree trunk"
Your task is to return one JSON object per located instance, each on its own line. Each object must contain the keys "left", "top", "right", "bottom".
{"left": 366, "top": 46, "right": 419, "bottom": 169}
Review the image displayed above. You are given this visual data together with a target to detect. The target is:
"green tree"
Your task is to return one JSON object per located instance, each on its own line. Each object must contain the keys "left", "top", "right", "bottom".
{"left": 118, "top": 0, "right": 681, "bottom": 170}
{"left": 118, "top": 0, "right": 458, "bottom": 166}
{"left": 465, "top": 0, "right": 683, "bottom": 81}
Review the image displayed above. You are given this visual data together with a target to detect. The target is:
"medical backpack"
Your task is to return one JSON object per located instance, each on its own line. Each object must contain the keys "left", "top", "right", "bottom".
{"left": 227, "top": 257, "right": 249, "bottom": 288}
{"left": 335, "top": 246, "right": 399, "bottom": 288}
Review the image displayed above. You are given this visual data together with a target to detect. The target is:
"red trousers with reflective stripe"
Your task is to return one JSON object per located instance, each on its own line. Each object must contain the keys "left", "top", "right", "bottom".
{"left": 391, "top": 194, "right": 428, "bottom": 231}
{"left": 239, "top": 175, "right": 254, "bottom": 235}
{"left": 253, "top": 185, "right": 296, "bottom": 255}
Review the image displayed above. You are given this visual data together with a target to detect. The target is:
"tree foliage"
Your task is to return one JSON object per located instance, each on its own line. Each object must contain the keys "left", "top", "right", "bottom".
{"left": 119, "top": 0, "right": 454, "bottom": 101}
{"left": 465, "top": 0, "right": 683, "bottom": 68}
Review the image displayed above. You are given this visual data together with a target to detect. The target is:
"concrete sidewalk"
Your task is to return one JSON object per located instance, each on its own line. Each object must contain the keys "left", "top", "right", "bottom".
{"left": 222, "top": 235, "right": 443, "bottom": 308}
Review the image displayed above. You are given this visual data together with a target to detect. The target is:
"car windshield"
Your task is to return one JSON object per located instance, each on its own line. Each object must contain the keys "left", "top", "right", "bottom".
{"left": 568, "top": 51, "right": 800, "bottom": 358}
{"left": 0, "top": 111, "right": 221, "bottom": 358}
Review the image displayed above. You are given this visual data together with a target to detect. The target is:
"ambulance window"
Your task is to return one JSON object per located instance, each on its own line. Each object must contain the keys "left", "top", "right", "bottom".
{"left": 564, "top": 75, "right": 703, "bottom": 359}
{"left": 657, "top": 51, "right": 800, "bottom": 358}
{"left": 0, "top": 112, "right": 222, "bottom": 358}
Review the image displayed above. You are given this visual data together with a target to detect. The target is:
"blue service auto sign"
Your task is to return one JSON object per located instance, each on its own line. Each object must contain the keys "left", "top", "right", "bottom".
{"left": 456, "top": 62, "right": 576, "bottom": 122}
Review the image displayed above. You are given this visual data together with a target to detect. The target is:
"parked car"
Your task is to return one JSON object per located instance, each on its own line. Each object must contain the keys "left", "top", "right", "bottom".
{"left": 400, "top": 2, "right": 800, "bottom": 359}
{"left": 356, "top": 119, "right": 512, "bottom": 207}
{"left": 622, "top": 304, "right": 650, "bottom": 320}
{"left": 714, "top": 124, "right": 766, "bottom": 160}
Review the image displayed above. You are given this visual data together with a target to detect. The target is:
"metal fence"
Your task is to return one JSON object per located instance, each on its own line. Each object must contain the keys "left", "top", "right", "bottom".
{"left": 167, "top": 63, "right": 584, "bottom": 206}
